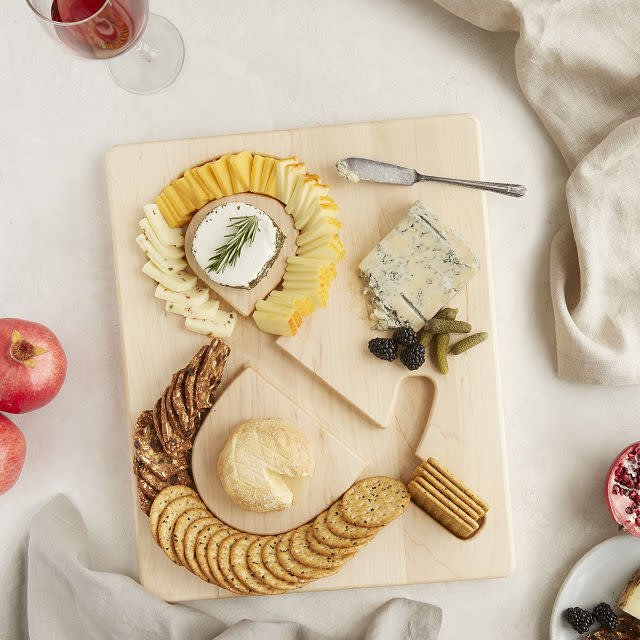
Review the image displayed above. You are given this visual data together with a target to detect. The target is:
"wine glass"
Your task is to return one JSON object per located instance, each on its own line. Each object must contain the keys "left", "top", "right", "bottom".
{"left": 25, "top": 0, "right": 185, "bottom": 95}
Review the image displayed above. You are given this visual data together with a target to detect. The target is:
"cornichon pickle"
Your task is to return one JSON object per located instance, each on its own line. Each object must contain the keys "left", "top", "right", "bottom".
{"left": 435, "top": 307, "right": 458, "bottom": 320}
{"left": 432, "top": 332, "right": 450, "bottom": 374}
{"left": 450, "top": 332, "right": 488, "bottom": 355}
{"left": 425, "top": 318, "right": 472, "bottom": 334}
{"left": 417, "top": 328, "right": 433, "bottom": 347}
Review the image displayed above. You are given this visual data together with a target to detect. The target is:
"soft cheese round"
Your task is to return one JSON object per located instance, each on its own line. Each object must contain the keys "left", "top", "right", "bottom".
{"left": 217, "top": 418, "right": 315, "bottom": 513}
{"left": 191, "top": 202, "right": 284, "bottom": 288}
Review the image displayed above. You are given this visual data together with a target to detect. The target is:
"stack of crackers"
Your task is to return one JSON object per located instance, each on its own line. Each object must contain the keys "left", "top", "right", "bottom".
{"left": 149, "top": 476, "right": 410, "bottom": 594}
{"left": 133, "top": 339, "right": 230, "bottom": 514}
{"left": 408, "top": 458, "right": 489, "bottom": 539}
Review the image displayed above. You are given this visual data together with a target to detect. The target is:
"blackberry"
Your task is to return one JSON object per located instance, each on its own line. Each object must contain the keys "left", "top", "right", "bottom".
{"left": 393, "top": 327, "right": 417, "bottom": 347}
{"left": 400, "top": 344, "right": 426, "bottom": 370}
{"left": 565, "top": 607, "right": 595, "bottom": 634}
{"left": 368, "top": 338, "right": 397, "bottom": 361}
{"left": 592, "top": 603, "right": 618, "bottom": 630}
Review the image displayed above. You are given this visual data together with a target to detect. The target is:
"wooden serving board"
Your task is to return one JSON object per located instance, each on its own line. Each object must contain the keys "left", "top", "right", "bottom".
{"left": 106, "top": 115, "right": 514, "bottom": 602}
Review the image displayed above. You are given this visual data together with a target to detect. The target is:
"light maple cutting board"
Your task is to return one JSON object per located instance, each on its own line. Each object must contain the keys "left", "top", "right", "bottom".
{"left": 106, "top": 115, "right": 514, "bottom": 602}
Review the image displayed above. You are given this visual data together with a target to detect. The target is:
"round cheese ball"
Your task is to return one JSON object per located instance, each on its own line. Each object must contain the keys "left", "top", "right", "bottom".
{"left": 217, "top": 418, "right": 315, "bottom": 512}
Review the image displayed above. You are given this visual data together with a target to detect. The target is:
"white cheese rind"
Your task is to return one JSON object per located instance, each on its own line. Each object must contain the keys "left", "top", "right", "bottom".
{"left": 359, "top": 200, "right": 479, "bottom": 331}
{"left": 619, "top": 568, "right": 640, "bottom": 619}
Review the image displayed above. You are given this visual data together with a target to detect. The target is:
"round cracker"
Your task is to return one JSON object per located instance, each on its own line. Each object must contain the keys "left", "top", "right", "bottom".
{"left": 310, "top": 511, "right": 375, "bottom": 550}
{"left": 289, "top": 525, "right": 355, "bottom": 569}
{"left": 306, "top": 522, "right": 370, "bottom": 558}
{"left": 340, "top": 477, "right": 410, "bottom": 528}
{"left": 217, "top": 533, "right": 251, "bottom": 594}
{"left": 247, "top": 538, "right": 302, "bottom": 592}
{"left": 172, "top": 508, "right": 212, "bottom": 566}
{"left": 275, "top": 531, "right": 342, "bottom": 580}
{"left": 196, "top": 523, "right": 230, "bottom": 585}
{"left": 158, "top": 495, "right": 205, "bottom": 563}
{"left": 230, "top": 535, "right": 282, "bottom": 595}
{"left": 326, "top": 502, "right": 383, "bottom": 539}
{"left": 261, "top": 536, "right": 308, "bottom": 585}
{"left": 205, "top": 528, "right": 242, "bottom": 593}
{"left": 184, "top": 517, "right": 220, "bottom": 582}
{"left": 149, "top": 485, "right": 196, "bottom": 543}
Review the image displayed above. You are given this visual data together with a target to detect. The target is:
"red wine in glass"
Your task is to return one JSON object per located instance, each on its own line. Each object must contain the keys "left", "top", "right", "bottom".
{"left": 50, "top": 0, "right": 148, "bottom": 59}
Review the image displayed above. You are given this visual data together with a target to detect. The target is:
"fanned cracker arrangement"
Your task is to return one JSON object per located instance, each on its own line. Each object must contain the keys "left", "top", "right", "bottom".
{"left": 149, "top": 476, "right": 409, "bottom": 594}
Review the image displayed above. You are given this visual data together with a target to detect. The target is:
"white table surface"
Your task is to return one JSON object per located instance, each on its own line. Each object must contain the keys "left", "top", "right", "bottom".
{"left": 2, "top": 1, "right": 639, "bottom": 638}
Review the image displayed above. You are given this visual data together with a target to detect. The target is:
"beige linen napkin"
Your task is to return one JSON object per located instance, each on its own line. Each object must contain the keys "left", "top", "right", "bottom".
{"left": 435, "top": 0, "right": 640, "bottom": 385}
{"left": 25, "top": 495, "right": 442, "bottom": 640}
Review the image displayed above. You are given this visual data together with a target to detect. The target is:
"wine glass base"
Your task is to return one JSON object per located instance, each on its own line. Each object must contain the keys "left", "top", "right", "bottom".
{"left": 106, "top": 13, "right": 184, "bottom": 95}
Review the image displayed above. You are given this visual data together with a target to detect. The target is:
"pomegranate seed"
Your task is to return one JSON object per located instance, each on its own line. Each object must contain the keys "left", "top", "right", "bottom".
{"left": 613, "top": 486, "right": 620, "bottom": 495}
{"left": 626, "top": 507, "right": 633, "bottom": 515}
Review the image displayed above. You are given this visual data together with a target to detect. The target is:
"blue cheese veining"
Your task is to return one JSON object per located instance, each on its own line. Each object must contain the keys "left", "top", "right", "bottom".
{"left": 191, "top": 202, "right": 285, "bottom": 289}
{"left": 359, "top": 200, "right": 479, "bottom": 331}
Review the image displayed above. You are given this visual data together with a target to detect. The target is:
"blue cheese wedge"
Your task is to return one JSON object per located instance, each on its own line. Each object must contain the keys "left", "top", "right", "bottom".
{"left": 191, "top": 202, "right": 285, "bottom": 289}
{"left": 359, "top": 200, "right": 479, "bottom": 331}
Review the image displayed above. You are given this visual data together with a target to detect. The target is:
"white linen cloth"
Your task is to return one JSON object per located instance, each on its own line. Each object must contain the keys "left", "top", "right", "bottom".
{"left": 26, "top": 495, "right": 442, "bottom": 640}
{"left": 434, "top": 0, "right": 640, "bottom": 385}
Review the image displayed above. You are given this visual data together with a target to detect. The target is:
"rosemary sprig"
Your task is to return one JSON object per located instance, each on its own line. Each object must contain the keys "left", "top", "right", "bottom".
{"left": 206, "top": 215, "right": 260, "bottom": 274}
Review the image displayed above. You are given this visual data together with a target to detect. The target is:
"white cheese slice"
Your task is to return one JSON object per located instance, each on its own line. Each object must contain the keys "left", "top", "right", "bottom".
{"left": 136, "top": 234, "right": 187, "bottom": 274}
{"left": 191, "top": 202, "right": 284, "bottom": 289}
{"left": 276, "top": 157, "right": 297, "bottom": 202}
{"left": 143, "top": 204, "right": 184, "bottom": 248}
{"left": 185, "top": 312, "right": 236, "bottom": 338}
{"left": 165, "top": 299, "right": 220, "bottom": 320}
{"left": 139, "top": 218, "right": 185, "bottom": 260}
{"left": 359, "top": 200, "right": 479, "bottom": 331}
{"left": 154, "top": 284, "right": 209, "bottom": 306}
{"left": 141, "top": 261, "right": 197, "bottom": 292}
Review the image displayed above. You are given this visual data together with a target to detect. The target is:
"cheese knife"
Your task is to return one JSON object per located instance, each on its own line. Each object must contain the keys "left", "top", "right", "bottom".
{"left": 336, "top": 157, "right": 527, "bottom": 197}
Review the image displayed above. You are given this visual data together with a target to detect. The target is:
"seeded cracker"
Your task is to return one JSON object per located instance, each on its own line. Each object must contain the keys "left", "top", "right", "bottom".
{"left": 289, "top": 525, "right": 355, "bottom": 569}
{"left": 217, "top": 533, "right": 251, "bottom": 594}
{"left": 276, "top": 531, "right": 342, "bottom": 580}
{"left": 310, "top": 511, "right": 375, "bottom": 550}
{"left": 230, "top": 535, "right": 283, "bottom": 595}
{"left": 247, "top": 538, "right": 303, "bottom": 591}
{"left": 171, "top": 369, "right": 190, "bottom": 435}
{"left": 157, "top": 495, "right": 206, "bottom": 563}
{"left": 183, "top": 517, "right": 220, "bottom": 582}
{"left": 262, "top": 536, "right": 309, "bottom": 584}
{"left": 172, "top": 508, "right": 212, "bottom": 566}
{"left": 182, "top": 345, "right": 207, "bottom": 432}
{"left": 195, "top": 523, "right": 232, "bottom": 585}
{"left": 149, "top": 485, "right": 196, "bottom": 543}
{"left": 326, "top": 502, "right": 383, "bottom": 539}
{"left": 340, "top": 477, "right": 410, "bottom": 527}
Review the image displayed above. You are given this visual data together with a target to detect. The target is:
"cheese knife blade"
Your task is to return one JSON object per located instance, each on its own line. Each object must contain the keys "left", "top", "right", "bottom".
{"left": 336, "top": 157, "right": 527, "bottom": 197}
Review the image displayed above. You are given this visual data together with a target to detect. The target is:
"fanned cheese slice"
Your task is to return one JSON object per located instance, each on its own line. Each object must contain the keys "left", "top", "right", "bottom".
{"left": 143, "top": 204, "right": 184, "bottom": 248}
{"left": 228, "top": 151, "right": 253, "bottom": 192}
{"left": 260, "top": 157, "right": 277, "bottom": 196}
{"left": 285, "top": 174, "right": 319, "bottom": 215}
{"left": 212, "top": 155, "right": 234, "bottom": 196}
{"left": 185, "top": 312, "right": 236, "bottom": 338}
{"left": 359, "top": 200, "right": 479, "bottom": 331}
{"left": 250, "top": 155, "right": 265, "bottom": 192}
{"left": 139, "top": 219, "right": 184, "bottom": 260}
{"left": 136, "top": 234, "right": 187, "bottom": 274}
{"left": 196, "top": 163, "right": 224, "bottom": 200}
{"left": 154, "top": 283, "right": 209, "bottom": 306}
{"left": 141, "top": 261, "right": 197, "bottom": 292}
{"left": 275, "top": 157, "right": 297, "bottom": 202}
{"left": 166, "top": 298, "right": 220, "bottom": 320}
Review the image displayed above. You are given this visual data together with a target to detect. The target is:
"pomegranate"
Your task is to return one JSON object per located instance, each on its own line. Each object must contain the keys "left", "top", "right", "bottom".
{"left": 605, "top": 442, "right": 640, "bottom": 536}
{"left": 0, "top": 318, "right": 67, "bottom": 414}
{"left": 0, "top": 413, "right": 26, "bottom": 495}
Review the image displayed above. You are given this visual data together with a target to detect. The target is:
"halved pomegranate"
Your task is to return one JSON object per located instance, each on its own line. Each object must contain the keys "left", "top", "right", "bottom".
{"left": 605, "top": 442, "right": 640, "bottom": 536}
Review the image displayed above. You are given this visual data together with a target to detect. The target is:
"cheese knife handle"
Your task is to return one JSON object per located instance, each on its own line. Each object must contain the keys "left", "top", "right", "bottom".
{"left": 417, "top": 173, "right": 527, "bottom": 197}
